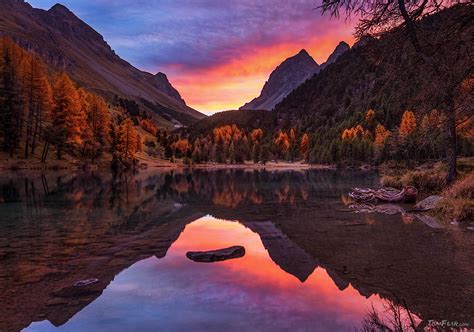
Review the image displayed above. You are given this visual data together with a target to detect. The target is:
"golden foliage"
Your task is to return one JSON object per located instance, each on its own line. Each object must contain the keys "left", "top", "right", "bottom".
{"left": 374, "top": 124, "right": 390, "bottom": 147}
{"left": 300, "top": 133, "right": 310, "bottom": 155}
{"left": 141, "top": 119, "right": 158, "bottom": 136}
{"left": 365, "top": 109, "right": 375, "bottom": 123}
{"left": 342, "top": 124, "right": 364, "bottom": 140}
{"left": 52, "top": 72, "right": 85, "bottom": 146}
{"left": 117, "top": 118, "right": 139, "bottom": 159}
{"left": 399, "top": 110, "right": 417, "bottom": 138}
{"left": 213, "top": 125, "right": 243, "bottom": 144}
{"left": 250, "top": 128, "right": 264, "bottom": 142}
{"left": 275, "top": 131, "right": 290, "bottom": 153}
{"left": 172, "top": 139, "right": 190, "bottom": 155}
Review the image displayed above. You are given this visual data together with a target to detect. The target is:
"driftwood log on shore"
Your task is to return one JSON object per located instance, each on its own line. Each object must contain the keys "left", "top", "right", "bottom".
{"left": 349, "top": 186, "right": 418, "bottom": 203}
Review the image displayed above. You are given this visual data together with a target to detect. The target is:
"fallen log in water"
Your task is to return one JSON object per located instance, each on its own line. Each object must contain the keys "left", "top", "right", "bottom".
{"left": 348, "top": 186, "right": 418, "bottom": 203}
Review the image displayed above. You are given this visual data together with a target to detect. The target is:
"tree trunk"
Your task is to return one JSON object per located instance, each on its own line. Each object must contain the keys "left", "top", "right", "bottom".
{"left": 446, "top": 109, "right": 457, "bottom": 184}
{"left": 41, "top": 141, "right": 49, "bottom": 163}
{"left": 31, "top": 104, "right": 40, "bottom": 155}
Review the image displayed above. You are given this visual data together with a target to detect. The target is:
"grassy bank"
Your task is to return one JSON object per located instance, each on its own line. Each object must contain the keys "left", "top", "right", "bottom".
{"left": 380, "top": 158, "right": 474, "bottom": 222}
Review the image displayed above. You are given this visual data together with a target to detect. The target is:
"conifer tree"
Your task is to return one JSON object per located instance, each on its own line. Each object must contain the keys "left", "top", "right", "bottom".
{"left": 51, "top": 72, "right": 84, "bottom": 159}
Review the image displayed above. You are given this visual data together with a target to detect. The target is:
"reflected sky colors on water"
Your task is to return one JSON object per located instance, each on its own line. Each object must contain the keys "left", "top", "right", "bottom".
{"left": 1, "top": 169, "right": 470, "bottom": 331}
{"left": 27, "top": 216, "right": 389, "bottom": 331}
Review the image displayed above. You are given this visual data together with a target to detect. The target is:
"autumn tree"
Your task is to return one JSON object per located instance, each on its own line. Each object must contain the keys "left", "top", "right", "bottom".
{"left": 275, "top": 131, "right": 290, "bottom": 159}
{"left": 399, "top": 111, "right": 417, "bottom": 138}
{"left": 141, "top": 119, "right": 158, "bottom": 136}
{"left": 0, "top": 37, "right": 23, "bottom": 156}
{"left": 374, "top": 124, "right": 390, "bottom": 148}
{"left": 117, "top": 118, "right": 139, "bottom": 160}
{"left": 51, "top": 72, "right": 84, "bottom": 159}
{"left": 22, "top": 56, "right": 52, "bottom": 158}
{"left": 250, "top": 128, "right": 263, "bottom": 143}
{"left": 419, "top": 109, "right": 446, "bottom": 159}
{"left": 172, "top": 139, "right": 190, "bottom": 158}
{"left": 300, "top": 133, "right": 310, "bottom": 161}
{"left": 78, "top": 90, "right": 111, "bottom": 161}
{"left": 319, "top": 0, "right": 473, "bottom": 183}
{"left": 31, "top": 66, "right": 52, "bottom": 156}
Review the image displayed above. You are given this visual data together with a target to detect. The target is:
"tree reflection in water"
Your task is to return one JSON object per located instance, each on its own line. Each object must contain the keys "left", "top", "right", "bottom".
{"left": 0, "top": 169, "right": 472, "bottom": 331}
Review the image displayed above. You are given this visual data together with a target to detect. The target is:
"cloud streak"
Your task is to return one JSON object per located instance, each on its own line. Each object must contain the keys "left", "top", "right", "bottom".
{"left": 29, "top": 0, "right": 355, "bottom": 114}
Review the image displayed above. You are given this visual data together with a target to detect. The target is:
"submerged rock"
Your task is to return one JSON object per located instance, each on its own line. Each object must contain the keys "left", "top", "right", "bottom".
{"left": 186, "top": 246, "right": 245, "bottom": 263}
{"left": 414, "top": 195, "right": 444, "bottom": 211}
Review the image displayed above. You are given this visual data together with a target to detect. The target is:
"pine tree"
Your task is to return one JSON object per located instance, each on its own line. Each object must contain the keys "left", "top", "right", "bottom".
{"left": 260, "top": 144, "right": 269, "bottom": 165}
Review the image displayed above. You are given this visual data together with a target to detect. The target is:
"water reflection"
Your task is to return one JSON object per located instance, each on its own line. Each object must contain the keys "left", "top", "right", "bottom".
{"left": 0, "top": 169, "right": 472, "bottom": 331}
{"left": 27, "top": 216, "right": 397, "bottom": 332}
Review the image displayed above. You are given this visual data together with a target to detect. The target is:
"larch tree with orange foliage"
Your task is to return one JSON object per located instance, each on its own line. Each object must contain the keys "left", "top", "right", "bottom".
{"left": 117, "top": 118, "right": 139, "bottom": 160}
{"left": 51, "top": 72, "right": 85, "bottom": 159}
{"left": 374, "top": 124, "right": 390, "bottom": 148}
{"left": 172, "top": 139, "right": 190, "bottom": 158}
{"left": 250, "top": 128, "right": 263, "bottom": 143}
{"left": 78, "top": 89, "right": 111, "bottom": 161}
{"left": 275, "top": 131, "right": 290, "bottom": 159}
{"left": 300, "top": 133, "right": 310, "bottom": 161}
{"left": 399, "top": 111, "right": 417, "bottom": 138}
{"left": 22, "top": 57, "right": 43, "bottom": 157}
{"left": 141, "top": 119, "right": 158, "bottom": 136}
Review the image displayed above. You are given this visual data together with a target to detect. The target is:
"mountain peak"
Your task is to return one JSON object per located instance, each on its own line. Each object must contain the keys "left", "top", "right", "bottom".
{"left": 151, "top": 72, "right": 186, "bottom": 105}
{"left": 48, "top": 3, "right": 74, "bottom": 16}
{"left": 240, "top": 49, "right": 319, "bottom": 111}
{"left": 297, "top": 49, "right": 310, "bottom": 56}
{"left": 155, "top": 72, "right": 168, "bottom": 79}
{"left": 353, "top": 35, "right": 376, "bottom": 49}
{"left": 319, "top": 41, "right": 350, "bottom": 70}
{"left": 336, "top": 41, "right": 350, "bottom": 50}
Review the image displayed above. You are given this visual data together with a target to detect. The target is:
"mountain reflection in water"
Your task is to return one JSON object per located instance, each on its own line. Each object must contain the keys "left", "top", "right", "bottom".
{"left": 0, "top": 169, "right": 472, "bottom": 331}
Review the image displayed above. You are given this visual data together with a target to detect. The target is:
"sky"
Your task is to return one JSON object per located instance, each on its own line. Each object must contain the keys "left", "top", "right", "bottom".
{"left": 29, "top": 0, "right": 356, "bottom": 114}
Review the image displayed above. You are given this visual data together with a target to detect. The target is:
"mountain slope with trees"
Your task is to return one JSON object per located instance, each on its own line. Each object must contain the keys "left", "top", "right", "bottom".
{"left": 0, "top": 0, "right": 205, "bottom": 128}
{"left": 181, "top": 4, "right": 472, "bottom": 169}
{"left": 0, "top": 37, "right": 153, "bottom": 168}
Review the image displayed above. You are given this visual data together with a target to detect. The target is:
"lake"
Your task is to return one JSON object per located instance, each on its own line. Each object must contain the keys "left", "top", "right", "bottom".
{"left": 0, "top": 169, "right": 472, "bottom": 331}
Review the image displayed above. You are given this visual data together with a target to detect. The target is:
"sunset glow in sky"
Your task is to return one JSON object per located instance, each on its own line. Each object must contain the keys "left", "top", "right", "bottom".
{"left": 29, "top": 0, "right": 356, "bottom": 114}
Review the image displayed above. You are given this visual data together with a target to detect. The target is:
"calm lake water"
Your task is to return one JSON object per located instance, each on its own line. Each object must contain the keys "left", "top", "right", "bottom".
{"left": 0, "top": 169, "right": 472, "bottom": 331}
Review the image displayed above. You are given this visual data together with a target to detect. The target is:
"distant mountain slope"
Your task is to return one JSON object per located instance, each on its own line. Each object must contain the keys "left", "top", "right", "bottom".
{"left": 240, "top": 49, "right": 319, "bottom": 111}
{"left": 319, "top": 41, "right": 350, "bottom": 71}
{"left": 240, "top": 42, "right": 350, "bottom": 111}
{"left": 274, "top": 5, "right": 472, "bottom": 125}
{"left": 0, "top": 0, "right": 205, "bottom": 125}
{"left": 189, "top": 109, "right": 271, "bottom": 136}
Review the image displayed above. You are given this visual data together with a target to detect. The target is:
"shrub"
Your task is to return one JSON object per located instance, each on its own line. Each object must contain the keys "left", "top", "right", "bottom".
{"left": 380, "top": 175, "right": 403, "bottom": 188}
{"left": 443, "top": 172, "right": 474, "bottom": 199}
{"left": 400, "top": 169, "right": 446, "bottom": 193}
{"left": 434, "top": 199, "right": 473, "bottom": 221}
{"left": 433, "top": 172, "right": 474, "bottom": 221}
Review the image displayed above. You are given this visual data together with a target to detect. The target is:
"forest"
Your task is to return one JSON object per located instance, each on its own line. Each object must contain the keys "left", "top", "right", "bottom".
{"left": 0, "top": 37, "right": 143, "bottom": 168}
{"left": 1, "top": 3, "right": 472, "bottom": 172}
